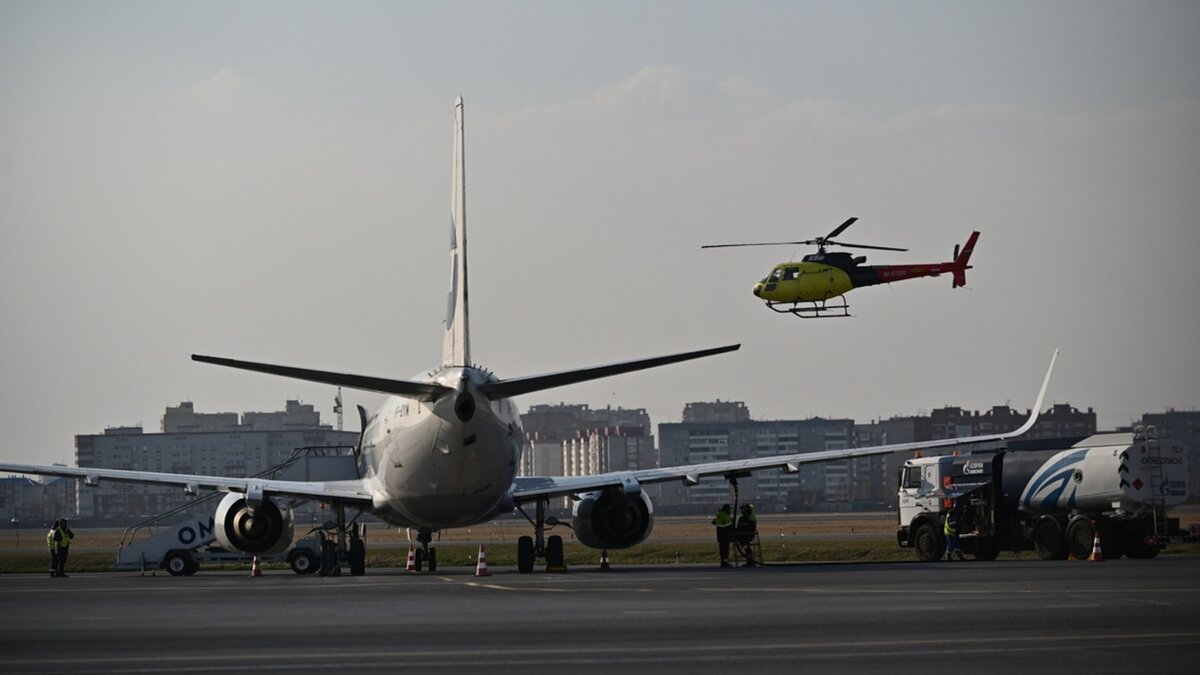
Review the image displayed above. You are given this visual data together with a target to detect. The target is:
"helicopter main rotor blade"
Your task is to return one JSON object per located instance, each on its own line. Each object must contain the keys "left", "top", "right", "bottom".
{"left": 828, "top": 241, "right": 908, "bottom": 252}
{"left": 824, "top": 217, "right": 859, "bottom": 241}
{"left": 701, "top": 241, "right": 813, "bottom": 249}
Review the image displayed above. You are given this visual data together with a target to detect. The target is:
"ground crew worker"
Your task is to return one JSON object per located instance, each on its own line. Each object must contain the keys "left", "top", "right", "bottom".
{"left": 712, "top": 504, "right": 734, "bottom": 568}
{"left": 47, "top": 519, "right": 60, "bottom": 578}
{"left": 736, "top": 503, "right": 759, "bottom": 566}
{"left": 52, "top": 518, "right": 74, "bottom": 577}
{"left": 943, "top": 505, "right": 965, "bottom": 561}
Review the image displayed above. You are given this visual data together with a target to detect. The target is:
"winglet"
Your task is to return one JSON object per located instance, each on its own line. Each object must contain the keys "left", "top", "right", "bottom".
{"left": 1005, "top": 349, "right": 1058, "bottom": 438}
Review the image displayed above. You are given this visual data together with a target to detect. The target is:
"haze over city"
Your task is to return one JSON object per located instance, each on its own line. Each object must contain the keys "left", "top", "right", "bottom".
{"left": 2, "top": 2, "right": 1197, "bottom": 466}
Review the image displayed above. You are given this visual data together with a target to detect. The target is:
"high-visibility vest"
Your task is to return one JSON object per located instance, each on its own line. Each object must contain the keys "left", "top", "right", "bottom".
{"left": 46, "top": 529, "right": 56, "bottom": 549}
{"left": 714, "top": 510, "right": 733, "bottom": 527}
{"left": 944, "top": 514, "right": 957, "bottom": 537}
{"left": 57, "top": 528, "right": 71, "bottom": 548}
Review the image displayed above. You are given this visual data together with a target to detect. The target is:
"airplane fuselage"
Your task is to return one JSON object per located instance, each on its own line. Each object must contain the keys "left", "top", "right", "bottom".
{"left": 359, "top": 366, "right": 522, "bottom": 529}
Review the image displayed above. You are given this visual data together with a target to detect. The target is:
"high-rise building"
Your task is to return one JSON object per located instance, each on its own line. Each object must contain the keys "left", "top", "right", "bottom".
{"left": 519, "top": 403, "right": 654, "bottom": 477}
{"left": 658, "top": 402, "right": 860, "bottom": 514}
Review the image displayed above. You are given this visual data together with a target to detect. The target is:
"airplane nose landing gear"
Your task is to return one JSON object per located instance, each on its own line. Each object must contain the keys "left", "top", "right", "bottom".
{"left": 411, "top": 526, "right": 438, "bottom": 572}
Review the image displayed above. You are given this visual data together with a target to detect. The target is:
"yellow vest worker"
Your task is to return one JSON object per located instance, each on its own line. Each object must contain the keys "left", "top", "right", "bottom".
{"left": 712, "top": 504, "right": 734, "bottom": 567}
{"left": 47, "top": 520, "right": 61, "bottom": 578}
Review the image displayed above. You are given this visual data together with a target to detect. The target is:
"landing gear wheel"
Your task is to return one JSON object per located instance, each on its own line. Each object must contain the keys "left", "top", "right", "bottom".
{"left": 288, "top": 549, "right": 319, "bottom": 575}
{"left": 517, "top": 536, "right": 535, "bottom": 574}
{"left": 414, "top": 547, "right": 424, "bottom": 572}
{"left": 914, "top": 523, "right": 944, "bottom": 562}
{"left": 546, "top": 535, "right": 565, "bottom": 571}
{"left": 1066, "top": 518, "right": 1095, "bottom": 561}
{"left": 1034, "top": 518, "right": 1068, "bottom": 560}
{"left": 349, "top": 539, "right": 366, "bottom": 576}
{"left": 164, "top": 551, "right": 194, "bottom": 577}
{"left": 427, "top": 547, "right": 437, "bottom": 573}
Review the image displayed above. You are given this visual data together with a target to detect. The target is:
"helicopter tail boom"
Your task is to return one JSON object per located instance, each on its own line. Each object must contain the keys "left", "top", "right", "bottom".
{"left": 951, "top": 231, "right": 979, "bottom": 288}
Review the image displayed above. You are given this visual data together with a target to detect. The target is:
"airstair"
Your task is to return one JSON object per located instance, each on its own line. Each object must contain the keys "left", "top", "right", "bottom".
{"left": 113, "top": 445, "right": 359, "bottom": 574}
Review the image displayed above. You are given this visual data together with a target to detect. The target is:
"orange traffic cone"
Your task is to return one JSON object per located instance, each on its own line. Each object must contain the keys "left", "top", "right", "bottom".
{"left": 1089, "top": 528, "right": 1105, "bottom": 561}
{"left": 251, "top": 556, "right": 263, "bottom": 577}
{"left": 599, "top": 549, "right": 611, "bottom": 570}
{"left": 405, "top": 545, "right": 417, "bottom": 573}
{"left": 474, "top": 544, "right": 491, "bottom": 577}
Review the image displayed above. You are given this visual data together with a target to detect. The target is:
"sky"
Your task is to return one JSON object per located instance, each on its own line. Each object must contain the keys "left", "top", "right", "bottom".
{"left": 2, "top": 1, "right": 1198, "bottom": 466}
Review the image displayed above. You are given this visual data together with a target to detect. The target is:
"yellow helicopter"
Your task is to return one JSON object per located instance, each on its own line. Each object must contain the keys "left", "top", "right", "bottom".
{"left": 703, "top": 218, "right": 980, "bottom": 318}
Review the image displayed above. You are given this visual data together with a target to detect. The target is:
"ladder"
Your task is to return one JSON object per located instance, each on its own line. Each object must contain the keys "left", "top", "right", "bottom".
{"left": 1136, "top": 425, "right": 1171, "bottom": 541}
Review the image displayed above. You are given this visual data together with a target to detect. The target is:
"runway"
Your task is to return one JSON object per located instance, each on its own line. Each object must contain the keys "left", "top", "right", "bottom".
{"left": 1, "top": 557, "right": 1198, "bottom": 674}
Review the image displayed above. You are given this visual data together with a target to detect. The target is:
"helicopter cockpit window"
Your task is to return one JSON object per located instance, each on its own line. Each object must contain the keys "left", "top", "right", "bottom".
{"left": 782, "top": 267, "right": 800, "bottom": 281}
{"left": 767, "top": 268, "right": 783, "bottom": 283}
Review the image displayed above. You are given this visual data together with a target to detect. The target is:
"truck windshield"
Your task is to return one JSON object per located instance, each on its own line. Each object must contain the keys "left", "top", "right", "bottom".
{"left": 902, "top": 466, "right": 920, "bottom": 490}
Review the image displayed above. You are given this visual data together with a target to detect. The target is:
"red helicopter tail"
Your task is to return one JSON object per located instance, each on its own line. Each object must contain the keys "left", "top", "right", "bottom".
{"left": 952, "top": 231, "right": 980, "bottom": 288}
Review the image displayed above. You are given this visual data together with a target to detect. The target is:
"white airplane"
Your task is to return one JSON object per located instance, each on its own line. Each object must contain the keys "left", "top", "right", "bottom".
{"left": 0, "top": 98, "right": 1057, "bottom": 574}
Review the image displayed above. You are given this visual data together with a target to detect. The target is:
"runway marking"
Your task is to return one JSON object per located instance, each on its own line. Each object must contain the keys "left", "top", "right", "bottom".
{"left": 462, "top": 580, "right": 654, "bottom": 593}
{"left": 693, "top": 586, "right": 1200, "bottom": 595}
{"left": 7, "top": 631, "right": 1200, "bottom": 670}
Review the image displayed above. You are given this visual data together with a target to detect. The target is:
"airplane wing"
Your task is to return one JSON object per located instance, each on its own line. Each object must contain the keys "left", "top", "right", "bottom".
{"left": 512, "top": 349, "right": 1058, "bottom": 503}
{"left": 0, "top": 463, "right": 373, "bottom": 504}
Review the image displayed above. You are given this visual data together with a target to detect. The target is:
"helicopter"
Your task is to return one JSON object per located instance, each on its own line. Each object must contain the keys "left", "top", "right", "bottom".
{"left": 702, "top": 217, "right": 980, "bottom": 318}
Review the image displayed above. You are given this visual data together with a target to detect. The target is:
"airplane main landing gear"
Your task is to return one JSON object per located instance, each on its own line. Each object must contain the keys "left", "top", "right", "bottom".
{"left": 317, "top": 501, "right": 368, "bottom": 577}
{"left": 516, "top": 496, "right": 567, "bottom": 573}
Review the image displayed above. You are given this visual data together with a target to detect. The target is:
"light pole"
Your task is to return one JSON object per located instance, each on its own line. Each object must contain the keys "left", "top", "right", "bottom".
{"left": 10, "top": 516, "right": 18, "bottom": 549}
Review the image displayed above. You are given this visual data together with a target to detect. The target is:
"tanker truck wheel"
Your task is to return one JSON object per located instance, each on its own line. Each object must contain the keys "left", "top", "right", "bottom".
{"left": 1034, "top": 518, "right": 1068, "bottom": 560}
{"left": 1066, "top": 518, "right": 1096, "bottom": 561}
{"left": 914, "top": 523, "right": 944, "bottom": 562}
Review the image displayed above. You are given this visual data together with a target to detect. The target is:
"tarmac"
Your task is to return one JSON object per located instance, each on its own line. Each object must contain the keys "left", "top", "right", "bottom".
{"left": 1, "top": 556, "right": 1198, "bottom": 674}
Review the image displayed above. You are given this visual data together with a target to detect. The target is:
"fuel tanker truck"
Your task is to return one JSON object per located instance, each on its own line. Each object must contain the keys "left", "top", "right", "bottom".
{"left": 897, "top": 427, "right": 1189, "bottom": 561}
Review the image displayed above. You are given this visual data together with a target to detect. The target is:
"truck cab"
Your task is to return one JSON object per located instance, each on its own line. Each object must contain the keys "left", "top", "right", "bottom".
{"left": 897, "top": 453, "right": 1000, "bottom": 561}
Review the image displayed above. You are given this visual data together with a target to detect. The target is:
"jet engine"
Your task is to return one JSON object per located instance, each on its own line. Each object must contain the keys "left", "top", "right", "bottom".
{"left": 213, "top": 492, "right": 294, "bottom": 555}
{"left": 572, "top": 490, "right": 654, "bottom": 549}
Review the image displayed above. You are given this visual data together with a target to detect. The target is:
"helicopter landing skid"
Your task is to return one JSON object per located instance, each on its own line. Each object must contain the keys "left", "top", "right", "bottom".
{"left": 766, "top": 297, "right": 851, "bottom": 318}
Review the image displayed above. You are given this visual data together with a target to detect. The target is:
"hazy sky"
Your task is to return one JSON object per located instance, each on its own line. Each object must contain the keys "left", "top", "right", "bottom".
{"left": 2, "top": 2, "right": 1198, "bottom": 466}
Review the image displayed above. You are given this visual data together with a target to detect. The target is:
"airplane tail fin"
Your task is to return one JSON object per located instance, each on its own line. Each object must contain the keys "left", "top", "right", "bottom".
{"left": 443, "top": 96, "right": 470, "bottom": 367}
{"left": 952, "top": 231, "right": 979, "bottom": 288}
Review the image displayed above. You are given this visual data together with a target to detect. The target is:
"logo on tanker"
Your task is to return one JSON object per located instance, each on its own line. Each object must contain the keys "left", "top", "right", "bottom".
{"left": 1020, "top": 448, "right": 1088, "bottom": 512}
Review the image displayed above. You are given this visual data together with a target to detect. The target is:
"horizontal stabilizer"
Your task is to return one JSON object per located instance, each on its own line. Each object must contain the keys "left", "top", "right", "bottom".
{"left": 477, "top": 344, "right": 740, "bottom": 400}
{"left": 192, "top": 355, "right": 453, "bottom": 401}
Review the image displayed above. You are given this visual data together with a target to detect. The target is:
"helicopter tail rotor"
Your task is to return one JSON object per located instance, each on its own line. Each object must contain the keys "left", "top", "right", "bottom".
{"left": 952, "top": 231, "right": 980, "bottom": 288}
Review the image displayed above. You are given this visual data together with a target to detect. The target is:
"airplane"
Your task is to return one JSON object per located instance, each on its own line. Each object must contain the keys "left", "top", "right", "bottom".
{"left": 1, "top": 98, "right": 1055, "bottom": 574}
{"left": 702, "top": 219, "right": 980, "bottom": 318}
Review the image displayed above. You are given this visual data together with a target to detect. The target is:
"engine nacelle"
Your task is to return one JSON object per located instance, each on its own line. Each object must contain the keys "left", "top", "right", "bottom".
{"left": 572, "top": 490, "right": 654, "bottom": 549}
{"left": 213, "top": 492, "right": 294, "bottom": 555}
